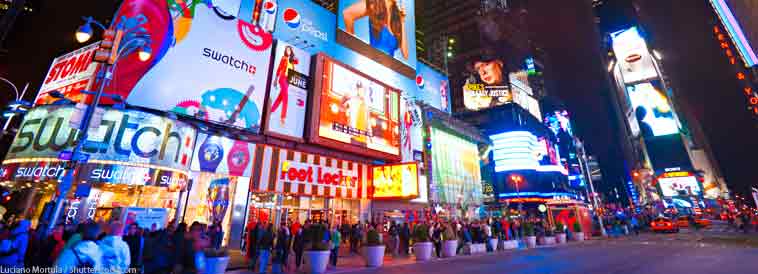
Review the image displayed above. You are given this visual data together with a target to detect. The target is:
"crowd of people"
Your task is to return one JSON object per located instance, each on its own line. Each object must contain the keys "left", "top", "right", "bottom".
{"left": 0, "top": 217, "right": 226, "bottom": 274}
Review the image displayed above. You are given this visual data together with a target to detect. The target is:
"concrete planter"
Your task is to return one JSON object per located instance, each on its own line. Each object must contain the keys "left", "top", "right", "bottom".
{"left": 502, "top": 240, "right": 519, "bottom": 249}
{"left": 556, "top": 233, "right": 567, "bottom": 244}
{"left": 488, "top": 238, "right": 499, "bottom": 252}
{"left": 525, "top": 236, "right": 537, "bottom": 248}
{"left": 414, "top": 242, "right": 433, "bottom": 261}
{"left": 538, "top": 236, "right": 556, "bottom": 245}
{"left": 205, "top": 256, "right": 229, "bottom": 274}
{"left": 442, "top": 240, "right": 458, "bottom": 257}
{"left": 363, "top": 245, "right": 385, "bottom": 267}
{"left": 304, "top": 250, "right": 330, "bottom": 274}
{"left": 572, "top": 232, "right": 585, "bottom": 242}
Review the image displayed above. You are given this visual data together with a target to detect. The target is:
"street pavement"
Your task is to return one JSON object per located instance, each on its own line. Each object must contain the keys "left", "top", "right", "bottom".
{"left": 229, "top": 231, "right": 758, "bottom": 274}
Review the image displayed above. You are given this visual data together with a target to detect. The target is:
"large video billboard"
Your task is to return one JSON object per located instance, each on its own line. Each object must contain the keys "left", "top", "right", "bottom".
{"left": 35, "top": 42, "right": 101, "bottom": 105}
{"left": 264, "top": 41, "right": 311, "bottom": 141}
{"left": 338, "top": 0, "right": 417, "bottom": 69}
{"left": 5, "top": 105, "right": 197, "bottom": 170}
{"left": 111, "top": 2, "right": 274, "bottom": 132}
{"left": 268, "top": 0, "right": 336, "bottom": 55}
{"left": 191, "top": 133, "right": 256, "bottom": 177}
{"left": 658, "top": 173, "right": 702, "bottom": 197}
{"left": 611, "top": 26, "right": 659, "bottom": 84}
{"left": 627, "top": 81, "right": 679, "bottom": 137}
{"left": 430, "top": 127, "right": 482, "bottom": 205}
{"left": 462, "top": 57, "right": 511, "bottom": 111}
{"left": 371, "top": 163, "right": 419, "bottom": 199}
{"left": 310, "top": 54, "right": 401, "bottom": 160}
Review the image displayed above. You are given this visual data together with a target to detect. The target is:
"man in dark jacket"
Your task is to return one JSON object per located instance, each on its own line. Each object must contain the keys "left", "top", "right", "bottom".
{"left": 399, "top": 223, "right": 410, "bottom": 255}
{"left": 247, "top": 222, "right": 260, "bottom": 271}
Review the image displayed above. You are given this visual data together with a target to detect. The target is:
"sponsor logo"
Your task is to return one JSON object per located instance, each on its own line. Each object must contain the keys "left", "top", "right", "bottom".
{"left": 15, "top": 165, "right": 66, "bottom": 179}
{"left": 416, "top": 75, "right": 425, "bottom": 89}
{"left": 202, "top": 48, "right": 257, "bottom": 75}
{"left": 283, "top": 8, "right": 300, "bottom": 29}
{"left": 279, "top": 161, "right": 359, "bottom": 187}
{"left": 263, "top": 0, "right": 277, "bottom": 14}
{"left": 43, "top": 47, "right": 96, "bottom": 85}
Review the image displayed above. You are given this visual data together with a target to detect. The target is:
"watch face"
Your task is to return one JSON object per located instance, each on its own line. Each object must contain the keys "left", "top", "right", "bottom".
{"left": 199, "top": 141, "right": 224, "bottom": 172}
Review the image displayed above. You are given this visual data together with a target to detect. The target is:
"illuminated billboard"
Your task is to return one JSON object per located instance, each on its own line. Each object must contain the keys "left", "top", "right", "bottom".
{"left": 268, "top": 0, "right": 336, "bottom": 54}
{"left": 490, "top": 131, "right": 539, "bottom": 173}
{"left": 658, "top": 174, "right": 702, "bottom": 197}
{"left": 372, "top": 163, "right": 419, "bottom": 199}
{"left": 35, "top": 42, "right": 101, "bottom": 105}
{"left": 112, "top": 3, "right": 274, "bottom": 132}
{"left": 430, "top": 127, "right": 482, "bottom": 205}
{"left": 611, "top": 27, "right": 658, "bottom": 84}
{"left": 627, "top": 81, "right": 679, "bottom": 137}
{"left": 191, "top": 133, "right": 256, "bottom": 177}
{"left": 310, "top": 54, "right": 401, "bottom": 160}
{"left": 338, "top": 0, "right": 417, "bottom": 69}
{"left": 415, "top": 62, "right": 450, "bottom": 112}
{"left": 264, "top": 41, "right": 311, "bottom": 141}
{"left": 462, "top": 58, "right": 511, "bottom": 111}
{"left": 5, "top": 105, "right": 197, "bottom": 171}
{"left": 709, "top": 0, "right": 758, "bottom": 67}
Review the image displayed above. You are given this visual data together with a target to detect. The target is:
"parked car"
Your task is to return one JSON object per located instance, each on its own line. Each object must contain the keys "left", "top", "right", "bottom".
{"left": 651, "top": 217, "right": 679, "bottom": 233}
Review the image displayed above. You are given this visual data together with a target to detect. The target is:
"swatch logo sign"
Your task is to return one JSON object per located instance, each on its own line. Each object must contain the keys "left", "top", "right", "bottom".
{"left": 282, "top": 8, "right": 327, "bottom": 42}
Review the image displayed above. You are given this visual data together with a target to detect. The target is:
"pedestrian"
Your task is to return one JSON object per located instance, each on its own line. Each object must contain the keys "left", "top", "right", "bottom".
{"left": 246, "top": 221, "right": 260, "bottom": 271}
{"left": 0, "top": 220, "right": 30, "bottom": 267}
{"left": 174, "top": 222, "right": 209, "bottom": 274}
{"left": 400, "top": 222, "right": 410, "bottom": 255}
{"left": 258, "top": 223, "right": 274, "bottom": 274}
{"left": 272, "top": 224, "right": 290, "bottom": 273}
{"left": 330, "top": 224, "right": 341, "bottom": 267}
{"left": 41, "top": 224, "right": 66, "bottom": 267}
{"left": 123, "top": 223, "right": 144, "bottom": 271}
{"left": 54, "top": 222, "right": 103, "bottom": 273}
{"left": 630, "top": 216, "right": 640, "bottom": 235}
{"left": 143, "top": 230, "right": 172, "bottom": 274}
{"left": 388, "top": 221, "right": 399, "bottom": 256}
{"left": 292, "top": 225, "right": 305, "bottom": 270}
{"left": 432, "top": 223, "right": 442, "bottom": 258}
{"left": 98, "top": 221, "right": 131, "bottom": 274}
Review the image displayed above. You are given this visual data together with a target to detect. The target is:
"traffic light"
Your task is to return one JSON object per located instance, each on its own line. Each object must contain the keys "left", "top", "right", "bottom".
{"left": 93, "top": 29, "right": 123, "bottom": 64}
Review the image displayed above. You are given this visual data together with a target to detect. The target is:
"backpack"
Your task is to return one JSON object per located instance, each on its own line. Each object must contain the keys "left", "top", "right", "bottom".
{"left": 71, "top": 241, "right": 95, "bottom": 269}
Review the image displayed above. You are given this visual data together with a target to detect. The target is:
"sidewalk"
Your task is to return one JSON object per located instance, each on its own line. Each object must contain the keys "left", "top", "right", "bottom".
{"left": 227, "top": 240, "right": 597, "bottom": 274}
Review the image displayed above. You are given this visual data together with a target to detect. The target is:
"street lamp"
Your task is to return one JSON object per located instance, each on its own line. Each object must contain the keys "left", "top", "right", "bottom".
{"left": 0, "top": 77, "right": 30, "bottom": 135}
{"left": 510, "top": 174, "right": 523, "bottom": 218}
{"left": 46, "top": 15, "right": 152, "bottom": 234}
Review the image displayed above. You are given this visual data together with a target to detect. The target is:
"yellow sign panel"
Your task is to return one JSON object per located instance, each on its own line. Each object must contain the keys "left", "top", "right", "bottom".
{"left": 372, "top": 163, "right": 419, "bottom": 199}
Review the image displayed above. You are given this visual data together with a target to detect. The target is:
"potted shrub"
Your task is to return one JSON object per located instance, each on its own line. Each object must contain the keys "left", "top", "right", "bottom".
{"left": 441, "top": 225, "right": 458, "bottom": 257}
{"left": 204, "top": 248, "right": 230, "bottom": 274}
{"left": 555, "top": 222, "right": 567, "bottom": 244}
{"left": 412, "top": 223, "right": 433, "bottom": 261}
{"left": 304, "top": 224, "right": 331, "bottom": 274}
{"left": 572, "top": 221, "right": 585, "bottom": 241}
{"left": 524, "top": 223, "right": 537, "bottom": 248}
{"left": 363, "top": 228, "right": 385, "bottom": 267}
{"left": 539, "top": 226, "right": 556, "bottom": 245}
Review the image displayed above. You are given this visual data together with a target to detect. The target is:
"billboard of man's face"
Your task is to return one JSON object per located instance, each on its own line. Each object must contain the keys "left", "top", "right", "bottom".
{"left": 474, "top": 60, "right": 505, "bottom": 85}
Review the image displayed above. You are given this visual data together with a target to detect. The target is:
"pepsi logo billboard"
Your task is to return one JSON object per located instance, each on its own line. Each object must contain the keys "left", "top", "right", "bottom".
{"left": 271, "top": 0, "right": 335, "bottom": 54}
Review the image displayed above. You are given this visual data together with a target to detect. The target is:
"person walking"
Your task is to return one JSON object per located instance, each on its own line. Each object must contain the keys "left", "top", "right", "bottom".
{"left": 257, "top": 224, "right": 274, "bottom": 274}
{"left": 174, "top": 222, "right": 209, "bottom": 274}
{"left": 400, "top": 222, "right": 410, "bottom": 256}
{"left": 123, "top": 223, "right": 144, "bottom": 272}
{"left": 54, "top": 222, "right": 103, "bottom": 273}
{"left": 329, "top": 225, "right": 341, "bottom": 268}
{"left": 432, "top": 223, "right": 442, "bottom": 258}
{"left": 246, "top": 222, "right": 260, "bottom": 271}
{"left": 272, "top": 224, "right": 290, "bottom": 273}
{"left": 388, "top": 221, "right": 399, "bottom": 256}
{"left": 98, "top": 221, "right": 131, "bottom": 274}
{"left": 0, "top": 220, "right": 30, "bottom": 268}
{"left": 41, "top": 224, "right": 66, "bottom": 267}
{"left": 292, "top": 224, "right": 305, "bottom": 271}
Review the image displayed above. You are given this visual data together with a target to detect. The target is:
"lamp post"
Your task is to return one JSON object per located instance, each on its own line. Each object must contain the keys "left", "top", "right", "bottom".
{"left": 46, "top": 15, "right": 151, "bottom": 234}
{"left": 0, "top": 77, "right": 29, "bottom": 134}
{"left": 575, "top": 138, "right": 606, "bottom": 236}
{"left": 510, "top": 174, "right": 523, "bottom": 218}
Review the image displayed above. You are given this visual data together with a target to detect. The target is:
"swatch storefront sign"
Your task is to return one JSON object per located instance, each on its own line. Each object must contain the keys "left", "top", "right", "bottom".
{"left": 2, "top": 105, "right": 197, "bottom": 184}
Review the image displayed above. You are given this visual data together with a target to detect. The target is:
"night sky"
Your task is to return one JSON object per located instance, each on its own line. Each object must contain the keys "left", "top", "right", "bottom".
{"left": 1, "top": 0, "right": 755, "bottom": 200}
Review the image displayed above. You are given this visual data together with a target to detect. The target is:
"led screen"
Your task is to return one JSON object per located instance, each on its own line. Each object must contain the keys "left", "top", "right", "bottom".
{"left": 658, "top": 176, "right": 702, "bottom": 197}
{"left": 114, "top": 2, "right": 274, "bottom": 132}
{"left": 462, "top": 58, "right": 511, "bottom": 111}
{"left": 338, "top": 0, "right": 417, "bottom": 69}
{"left": 611, "top": 26, "right": 659, "bottom": 84}
{"left": 627, "top": 81, "right": 679, "bottom": 137}
{"left": 310, "top": 54, "right": 401, "bottom": 160}
{"left": 264, "top": 41, "right": 312, "bottom": 140}
{"left": 430, "top": 127, "right": 482, "bottom": 205}
{"left": 372, "top": 163, "right": 419, "bottom": 199}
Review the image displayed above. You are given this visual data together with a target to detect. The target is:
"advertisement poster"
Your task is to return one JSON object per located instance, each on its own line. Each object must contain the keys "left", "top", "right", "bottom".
{"left": 114, "top": 2, "right": 274, "bottom": 132}
{"left": 6, "top": 105, "right": 197, "bottom": 170}
{"left": 35, "top": 42, "right": 101, "bottom": 105}
{"left": 415, "top": 62, "right": 450, "bottom": 112}
{"left": 264, "top": 41, "right": 311, "bottom": 140}
{"left": 462, "top": 57, "right": 511, "bottom": 111}
{"left": 489, "top": 131, "right": 540, "bottom": 173}
{"left": 399, "top": 97, "right": 423, "bottom": 162}
{"left": 626, "top": 81, "right": 679, "bottom": 137}
{"left": 430, "top": 127, "right": 482, "bottom": 205}
{"left": 311, "top": 55, "right": 401, "bottom": 159}
{"left": 338, "top": 0, "right": 417, "bottom": 69}
{"left": 611, "top": 26, "right": 659, "bottom": 84}
{"left": 270, "top": 0, "right": 336, "bottom": 54}
{"left": 191, "top": 134, "right": 255, "bottom": 177}
{"left": 372, "top": 163, "right": 418, "bottom": 199}
{"left": 658, "top": 175, "right": 702, "bottom": 197}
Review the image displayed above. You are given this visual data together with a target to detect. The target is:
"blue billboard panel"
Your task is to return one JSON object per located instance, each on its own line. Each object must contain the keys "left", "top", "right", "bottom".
{"left": 626, "top": 81, "right": 679, "bottom": 137}
{"left": 415, "top": 62, "right": 450, "bottom": 112}
{"left": 337, "top": 0, "right": 417, "bottom": 69}
{"left": 270, "top": 0, "right": 336, "bottom": 55}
